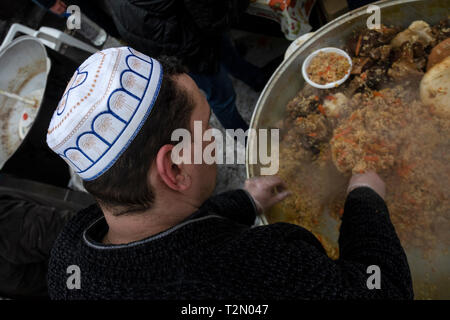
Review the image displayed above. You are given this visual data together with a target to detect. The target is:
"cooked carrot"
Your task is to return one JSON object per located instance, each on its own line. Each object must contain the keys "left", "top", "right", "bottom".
{"left": 308, "top": 132, "right": 317, "bottom": 137}
{"left": 370, "top": 143, "right": 382, "bottom": 149}
{"left": 269, "top": 0, "right": 286, "bottom": 10}
{"left": 336, "top": 149, "right": 347, "bottom": 165}
{"left": 333, "top": 127, "right": 352, "bottom": 139}
{"left": 341, "top": 138, "right": 357, "bottom": 146}
{"left": 373, "top": 91, "right": 384, "bottom": 97}
{"left": 325, "top": 95, "right": 336, "bottom": 101}
{"left": 397, "top": 163, "right": 416, "bottom": 177}
{"left": 402, "top": 193, "right": 417, "bottom": 205}
{"left": 397, "top": 167, "right": 409, "bottom": 177}
{"left": 314, "top": 95, "right": 319, "bottom": 101}
{"left": 318, "top": 104, "right": 326, "bottom": 115}
{"left": 364, "top": 155, "right": 379, "bottom": 161}
{"left": 355, "top": 34, "right": 363, "bottom": 56}
{"left": 368, "top": 143, "right": 388, "bottom": 153}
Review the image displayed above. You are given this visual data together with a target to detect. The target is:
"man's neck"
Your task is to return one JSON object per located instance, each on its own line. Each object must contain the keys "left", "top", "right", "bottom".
{"left": 101, "top": 197, "right": 200, "bottom": 245}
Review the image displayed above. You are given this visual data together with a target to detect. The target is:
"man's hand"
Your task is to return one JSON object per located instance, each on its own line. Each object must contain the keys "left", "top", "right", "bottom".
{"left": 50, "top": 0, "right": 67, "bottom": 15}
{"left": 347, "top": 171, "right": 386, "bottom": 199}
{"left": 244, "top": 176, "right": 291, "bottom": 214}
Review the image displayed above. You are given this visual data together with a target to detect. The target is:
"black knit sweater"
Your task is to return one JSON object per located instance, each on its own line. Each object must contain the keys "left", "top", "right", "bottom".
{"left": 47, "top": 188, "right": 413, "bottom": 299}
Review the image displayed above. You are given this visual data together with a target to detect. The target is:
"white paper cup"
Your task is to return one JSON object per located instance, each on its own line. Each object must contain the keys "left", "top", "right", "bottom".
{"left": 302, "top": 47, "right": 352, "bottom": 89}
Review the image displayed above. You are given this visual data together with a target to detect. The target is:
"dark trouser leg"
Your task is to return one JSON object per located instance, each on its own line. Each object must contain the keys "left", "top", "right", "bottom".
{"left": 220, "top": 34, "right": 267, "bottom": 91}
{"left": 189, "top": 65, "right": 249, "bottom": 131}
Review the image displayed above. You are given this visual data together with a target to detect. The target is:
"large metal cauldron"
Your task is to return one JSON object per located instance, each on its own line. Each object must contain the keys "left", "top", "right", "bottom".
{"left": 0, "top": 36, "right": 49, "bottom": 169}
{"left": 246, "top": 0, "right": 450, "bottom": 299}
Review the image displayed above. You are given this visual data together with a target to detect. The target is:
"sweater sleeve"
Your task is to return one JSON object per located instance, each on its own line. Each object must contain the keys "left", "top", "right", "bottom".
{"left": 336, "top": 187, "right": 413, "bottom": 299}
{"left": 200, "top": 189, "right": 257, "bottom": 226}
{"left": 229, "top": 187, "right": 413, "bottom": 299}
{"left": 0, "top": 195, "right": 76, "bottom": 265}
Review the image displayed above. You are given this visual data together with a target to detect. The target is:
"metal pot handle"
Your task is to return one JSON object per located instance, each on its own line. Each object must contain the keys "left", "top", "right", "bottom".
{"left": 0, "top": 23, "right": 37, "bottom": 51}
{"left": 0, "top": 23, "right": 97, "bottom": 54}
{"left": 284, "top": 32, "right": 316, "bottom": 61}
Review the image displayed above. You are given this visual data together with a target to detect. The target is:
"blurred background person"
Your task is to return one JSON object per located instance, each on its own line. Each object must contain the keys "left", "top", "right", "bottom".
{"left": 0, "top": 175, "right": 93, "bottom": 299}
{"left": 106, "top": 0, "right": 280, "bottom": 131}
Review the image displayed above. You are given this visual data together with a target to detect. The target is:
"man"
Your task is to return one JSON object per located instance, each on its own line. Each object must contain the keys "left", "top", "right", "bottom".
{"left": 46, "top": 47, "right": 413, "bottom": 299}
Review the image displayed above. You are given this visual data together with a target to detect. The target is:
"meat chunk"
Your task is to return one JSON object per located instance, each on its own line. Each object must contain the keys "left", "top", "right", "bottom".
{"left": 348, "top": 27, "right": 398, "bottom": 57}
{"left": 296, "top": 114, "right": 330, "bottom": 141}
{"left": 323, "top": 93, "right": 348, "bottom": 118}
{"left": 286, "top": 94, "right": 320, "bottom": 121}
{"left": 351, "top": 57, "right": 372, "bottom": 75}
{"left": 420, "top": 56, "right": 450, "bottom": 117}
{"left": 369, "top": 45, "right": 392, "bottom": 61}
{"left": 389, "top": 42, "right": 424, "bottom": 81}
{"left": 288, "top": 113, "right": 330, "bottom": 156}
{"left": 345, "top": 76, "right": 366, "bottom": 96}
{"left": 391, "top": 20, "right": 435, "bottom": 48}
{"left": 427, "top": 38, "right": 450, "bottom": 70}
{"left": 431, "top": 18, "right": 450, "bottom": 43}
{"left": 388, "top": 59, "right": 424, "bottom": 81}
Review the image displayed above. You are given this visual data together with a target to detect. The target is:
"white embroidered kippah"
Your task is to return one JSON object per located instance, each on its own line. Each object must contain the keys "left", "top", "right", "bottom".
{"left": 46, "top": 47, "right": 163, "bottom": 181}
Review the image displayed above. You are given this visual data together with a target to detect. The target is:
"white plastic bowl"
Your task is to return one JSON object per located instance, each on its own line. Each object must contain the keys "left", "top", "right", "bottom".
{"left": 301, "top": 47, "right": 352, "bottom": 89}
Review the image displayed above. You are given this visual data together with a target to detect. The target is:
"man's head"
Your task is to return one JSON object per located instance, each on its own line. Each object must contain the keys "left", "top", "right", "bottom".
{"left": 47, "top": 47, "right": 216, "bottom": 216}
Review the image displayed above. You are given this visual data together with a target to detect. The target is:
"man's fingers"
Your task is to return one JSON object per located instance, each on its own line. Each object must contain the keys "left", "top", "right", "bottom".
{"left": 268, "top": 190, "right": 291, "bottom": 207}
{"left": 274, "top": 182, "right": 288, "bottom": 194}
{"left": 260, "top": 175, "right": 286, "bottom": 188}
{"left": 277, "top": 190, "right": 291, "bottom": 201}
{"left": 247, "top": 175, "right": 287, "bottom": 189}
{"left": 250, "top": 175, "right": 280, "bottom": 184}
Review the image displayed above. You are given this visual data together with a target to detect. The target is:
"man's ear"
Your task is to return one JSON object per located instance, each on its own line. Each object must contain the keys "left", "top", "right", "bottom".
{"left": 156, "top": 144, "right": 191, "bottom": 191}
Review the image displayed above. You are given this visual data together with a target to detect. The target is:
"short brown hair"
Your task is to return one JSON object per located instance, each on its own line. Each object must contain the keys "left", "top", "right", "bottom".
{"left": 83, "top": 57, "right": 194, "bottom": 216}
